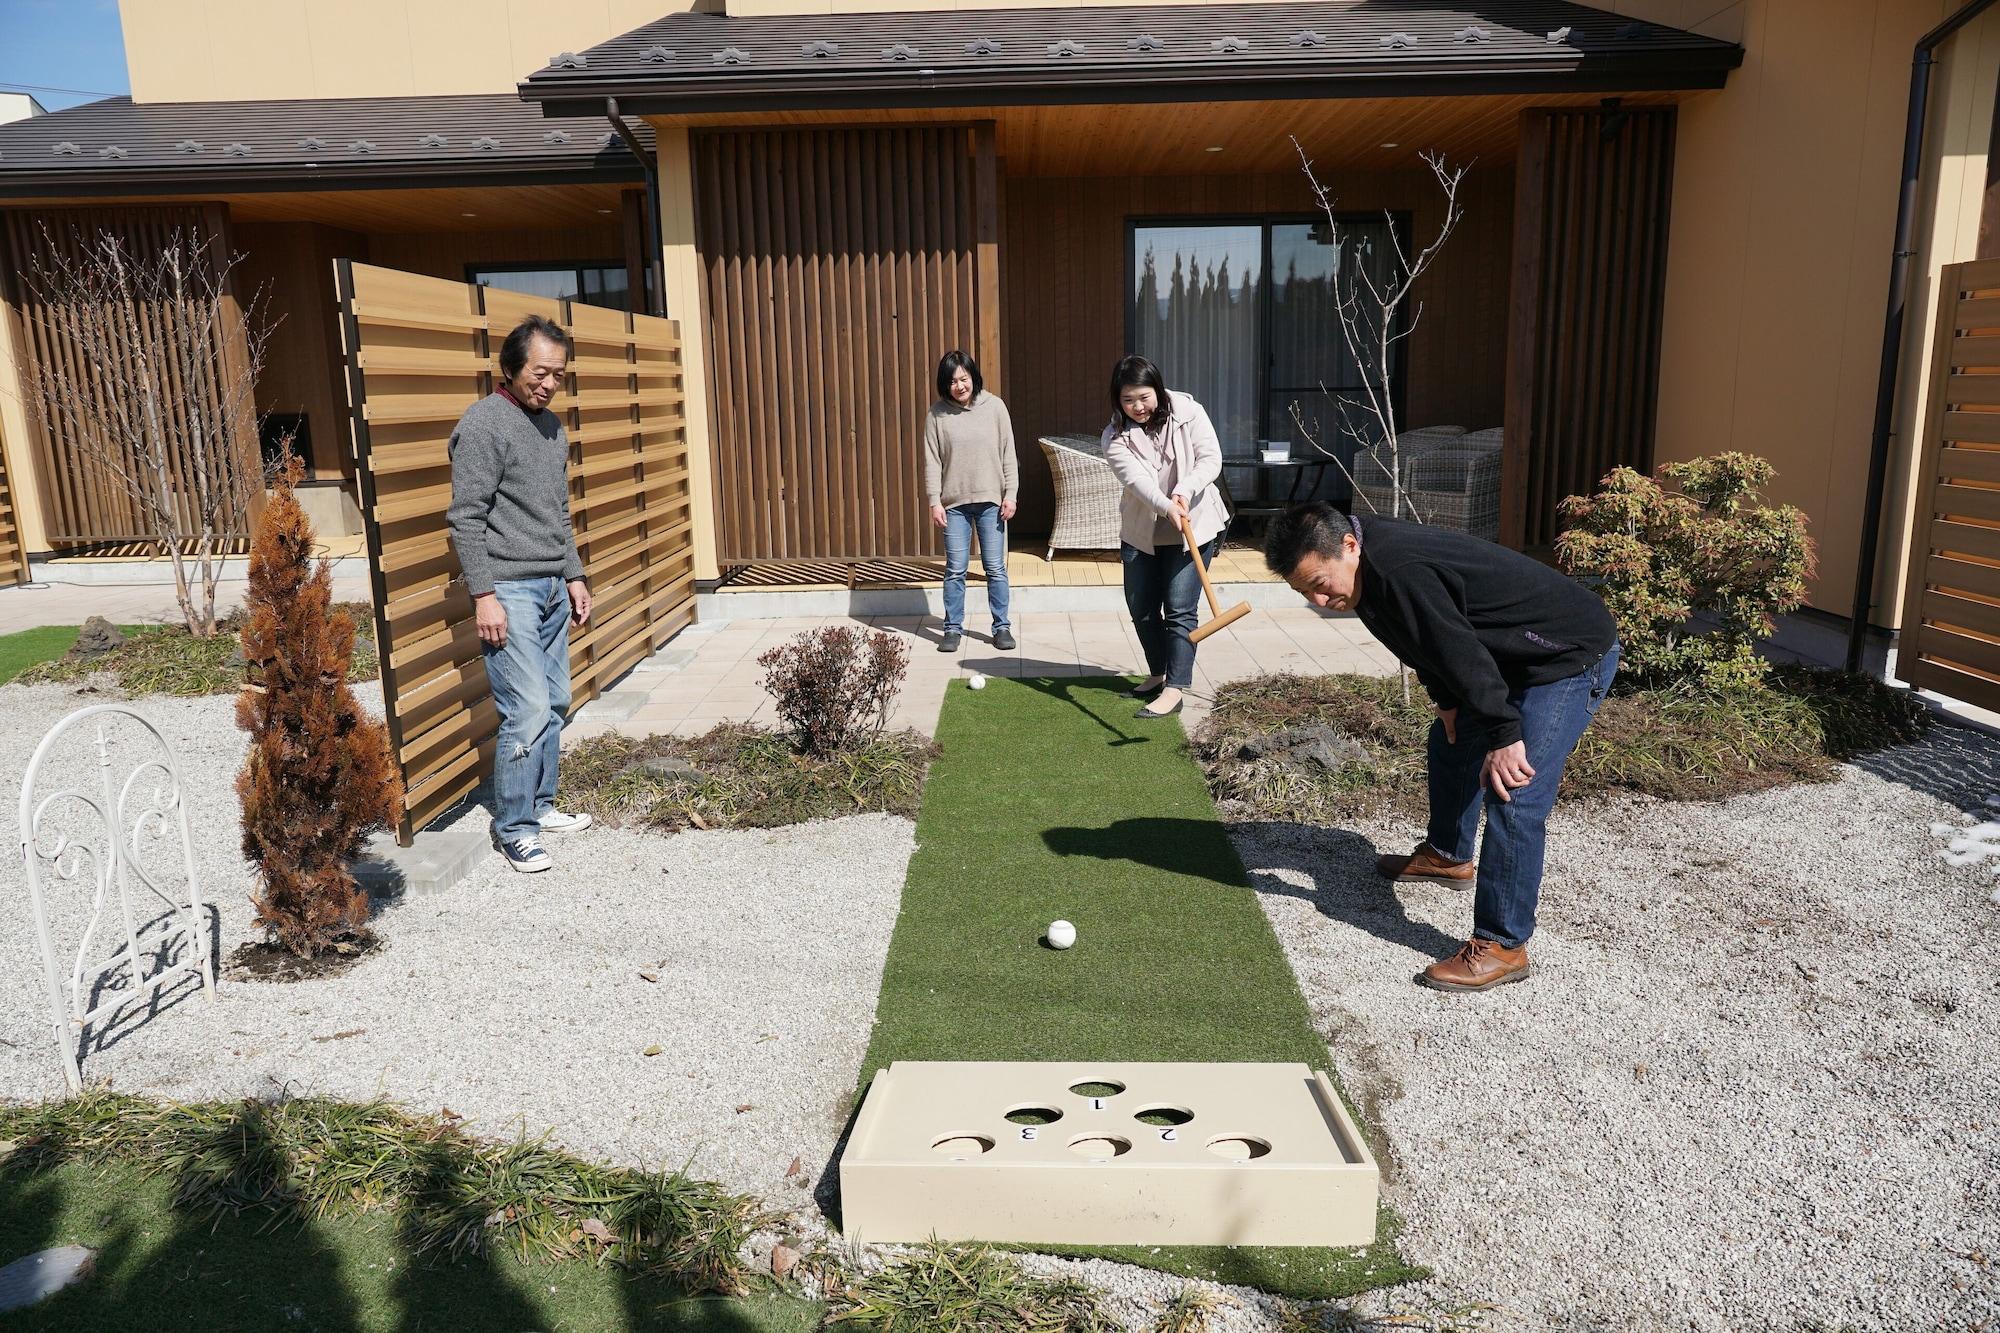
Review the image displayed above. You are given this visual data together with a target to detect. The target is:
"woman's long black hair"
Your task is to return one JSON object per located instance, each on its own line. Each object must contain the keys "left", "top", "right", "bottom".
{"left": 936, "top": 349, "right": 983, "bottom": 403}
{"left": 1109, "top": 354, "right": 1173, "bottom": 430}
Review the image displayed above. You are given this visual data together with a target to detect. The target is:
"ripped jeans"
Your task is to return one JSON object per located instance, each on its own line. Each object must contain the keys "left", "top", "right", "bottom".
{"left": 482, "top": 576, "right": 573, "bottom": 845}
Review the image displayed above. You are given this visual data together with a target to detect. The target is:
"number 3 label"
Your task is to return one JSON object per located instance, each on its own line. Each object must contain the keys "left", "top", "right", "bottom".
{"left": 1020, "top": 1127, "right": 1038, "bottom": 1141}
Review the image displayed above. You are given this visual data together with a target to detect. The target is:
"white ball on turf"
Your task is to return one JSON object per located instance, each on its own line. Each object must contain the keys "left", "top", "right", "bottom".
{"left": 1047, "top": 919, "right": 1076, "bottom": 950}
{"left": 968, "top": 674, "right": 987, "bottom": 690}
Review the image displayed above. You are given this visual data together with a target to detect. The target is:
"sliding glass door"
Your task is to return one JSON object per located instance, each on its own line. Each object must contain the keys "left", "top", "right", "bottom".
{"left": 1130, "top": 215, "right": 1404, "bottom": 506}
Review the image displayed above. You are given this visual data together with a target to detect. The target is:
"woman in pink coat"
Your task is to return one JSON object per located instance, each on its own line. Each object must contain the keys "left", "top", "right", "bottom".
{"left": 1100, "top": 355, "right": 1231, "bottom": 720}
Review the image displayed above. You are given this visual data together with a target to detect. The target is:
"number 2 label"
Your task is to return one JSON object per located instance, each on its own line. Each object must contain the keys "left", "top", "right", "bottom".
{"left": 1160, "top": 1128, "right": 1178, "bottom": 1142}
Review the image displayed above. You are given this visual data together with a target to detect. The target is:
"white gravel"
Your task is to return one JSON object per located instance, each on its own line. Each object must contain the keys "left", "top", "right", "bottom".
{"left": 1231, "top": 741, "right": 2000, "bottom": 1331}
{"left": 0, "top": 682, "right": 912, "bottom": 1204}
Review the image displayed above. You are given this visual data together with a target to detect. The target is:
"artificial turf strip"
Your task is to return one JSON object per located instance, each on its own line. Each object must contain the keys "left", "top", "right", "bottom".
{"left": 853, "top": 675, "right": 1425, "bottom": 1300}
{"left": 0, "top": 1162, "right": 823, "bottom": 1333}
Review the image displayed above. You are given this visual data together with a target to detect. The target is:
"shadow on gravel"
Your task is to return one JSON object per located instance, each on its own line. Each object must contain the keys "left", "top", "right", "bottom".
{"left": 1230, "top": 822, "right": 1462, "bottom": 961}
{"left": 1852, "top": 718, "right": 2000, "bottom": 815}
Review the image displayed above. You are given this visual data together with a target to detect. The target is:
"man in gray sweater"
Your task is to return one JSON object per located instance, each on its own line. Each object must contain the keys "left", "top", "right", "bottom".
{"left": 446, "top": 314, "right": 594, "bottom": 873}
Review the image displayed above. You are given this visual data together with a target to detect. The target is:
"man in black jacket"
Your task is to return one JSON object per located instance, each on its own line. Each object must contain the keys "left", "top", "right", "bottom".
{"left": 1265, "top": 504, "right": 1621, "bottom": 992}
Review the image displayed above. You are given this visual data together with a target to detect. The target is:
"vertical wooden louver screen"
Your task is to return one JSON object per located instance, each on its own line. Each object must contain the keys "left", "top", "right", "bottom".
{"left": 1503, "top": 107, "right": 1677, "bottom": 551}
{"left": 1896, "top": 257, "right": 2000, "bottom": 714}
{"left": 2, "top": 204, "right": 258, "bottom": 547}
{"left": 694, "top": 127, "right": 994, "bottom": 564}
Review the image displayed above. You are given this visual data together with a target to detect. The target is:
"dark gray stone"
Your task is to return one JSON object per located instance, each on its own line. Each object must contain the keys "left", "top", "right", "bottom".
{"left": 627, "top": 755, "right": 708, "bottom": 783}
{"left": 1238, "top": 722, "right": 1369, "bottom": 773}
{"left": 66, "top": 615, "right": 124, "bottom": 661}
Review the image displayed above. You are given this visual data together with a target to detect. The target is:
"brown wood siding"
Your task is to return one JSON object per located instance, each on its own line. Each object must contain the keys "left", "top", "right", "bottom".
{"left": 694, "top": 126, "right": 995, "bottom": 564}
{"left": 335, "top": 261, "right": 696, "bottom": 843}
{"left": 1896, "top": 256, "right": 2000, "bottom": 713}
{"left": 1000, "top": 167, "right": 1514, "bottom": 533}
{"left": 1502, "top": 107, "right": 1677, "bottom": 552}
{"left": 2, "top": 203, "right": 262, "bottom": 548}
{"left": 236, "top": 221, "right": 367, "bottom": 480}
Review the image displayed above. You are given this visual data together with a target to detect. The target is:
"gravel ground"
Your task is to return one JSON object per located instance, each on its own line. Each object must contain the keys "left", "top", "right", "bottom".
{"left": 0, "top": 682, "right": 912, "bottom": 1204}
{"left": 1228, "top": 730, "right": 2000, "bottom": 1332}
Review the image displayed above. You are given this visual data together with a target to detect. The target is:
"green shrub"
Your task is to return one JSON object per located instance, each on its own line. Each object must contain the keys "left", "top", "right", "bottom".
{"left": 1556, "top": 453, "right": 1815, "bottom": 690}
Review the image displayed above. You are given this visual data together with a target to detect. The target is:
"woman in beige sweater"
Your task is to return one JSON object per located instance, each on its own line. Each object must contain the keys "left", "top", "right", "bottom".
{"left": 1101, "top": 354, "right": 1230, "bottom": 719}
{"left": 923, "top": 350, "right": 1018, "bottom": 653}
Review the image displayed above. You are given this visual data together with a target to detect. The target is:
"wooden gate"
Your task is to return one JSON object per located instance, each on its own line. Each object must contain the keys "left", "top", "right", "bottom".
{"left": 1897, "top": 257, "right": 2000, "bottom": 712}
{"left": 1503, "top": 107, "right": 1678, "bottom": 551}
{"left": 335, "top": 261, "right": 695, "bottom": 842}
{"left": 694, "top": 126, "right": 1002, "bottom": 565}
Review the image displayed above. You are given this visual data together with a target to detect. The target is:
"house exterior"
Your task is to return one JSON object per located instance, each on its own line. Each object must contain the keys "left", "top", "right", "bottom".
{"left": 1, "top": 1, "right": 1996, "bottom": 686}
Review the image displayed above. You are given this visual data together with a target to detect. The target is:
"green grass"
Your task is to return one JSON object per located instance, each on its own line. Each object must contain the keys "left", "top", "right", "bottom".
{"left": 0, "top": 1161, "right": 820, "bottom": 1332}
{"left": 0, "top": 625, "right": 95, "bottom": 683}
{"left": 851, "top": 676, "right": 1424, "bottom": 1300}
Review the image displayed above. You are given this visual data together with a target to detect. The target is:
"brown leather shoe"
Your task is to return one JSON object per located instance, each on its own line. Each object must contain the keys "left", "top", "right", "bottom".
{"left": 1419, "top": 938, "right": 1531, "bottom": 992}
{"left": 1376, "top": 842, "right": 1474, "bottom": 885}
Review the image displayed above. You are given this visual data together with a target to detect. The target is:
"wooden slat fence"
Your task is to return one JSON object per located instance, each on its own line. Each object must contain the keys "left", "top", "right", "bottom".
{"left": 335, "top": 261, "right": 695, "bottom": 842}
{"left": 2, "top": 204, "right": 260, "bottom": 547}
{"left": 1897, "top": 257, "right": 2000, "bottom": 713}
{"left": 1502, "top": 107, "right": 1677, "bottom": 550}
{"left": 694, "top": 126, "right": 999, "bottom": 565}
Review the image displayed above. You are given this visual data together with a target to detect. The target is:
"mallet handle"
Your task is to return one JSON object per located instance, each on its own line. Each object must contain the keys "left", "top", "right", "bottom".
{"left": 1180, "top": 516, "right": 1225, "bottom": 616}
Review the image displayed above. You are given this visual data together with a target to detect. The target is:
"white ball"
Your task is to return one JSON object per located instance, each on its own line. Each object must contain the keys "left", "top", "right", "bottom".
{"left": 968, "top": 674, "right": 987, "bottom": 690}
{"left": 1047, "top": 919, "right": 1076, "bottom": 950}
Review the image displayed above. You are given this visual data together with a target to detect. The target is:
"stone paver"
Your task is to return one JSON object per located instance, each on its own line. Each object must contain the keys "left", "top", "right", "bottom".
{"left": 567, "top": 606, "right": 1398, "bottom": 742}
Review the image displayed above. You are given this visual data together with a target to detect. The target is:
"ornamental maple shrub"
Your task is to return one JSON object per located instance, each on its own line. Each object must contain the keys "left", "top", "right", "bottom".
{"left": 758, "top": 625, "right": 910, "bottom": 756}
{"left": 1556, "top": 453, "right": 1815, "bottom": 691}
{"left": 235, "top": 457, "right": 402, "bottom": 958}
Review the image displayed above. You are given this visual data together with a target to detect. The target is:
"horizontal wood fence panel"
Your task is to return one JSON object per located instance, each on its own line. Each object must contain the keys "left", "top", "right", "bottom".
{"left": 1900, "top": 260, "right": 2000, "bottom": 713}
{"left": 336, "top": 260, "right": 697, "bottom": 843}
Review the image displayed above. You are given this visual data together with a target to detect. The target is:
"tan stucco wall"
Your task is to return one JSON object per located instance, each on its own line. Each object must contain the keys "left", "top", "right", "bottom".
{"left": 1633, "top": 0, "right": 1999, "bottom": 624}
{"left": 0, "top": 305, "right": 49, "bottom": 555}
{"left": 651, "top": 125, "right": 721, "bottom": 581}
{"left": 118, "top": 1, "right": 715, "bottom": 102}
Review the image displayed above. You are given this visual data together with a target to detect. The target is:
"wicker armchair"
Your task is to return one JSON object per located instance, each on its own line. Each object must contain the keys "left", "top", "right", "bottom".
{"left": 1037, "top": 434, "right": 1122, "bottom": 560}
{"left": 1351, "top": 425, "right": 1503, "bottom": 541}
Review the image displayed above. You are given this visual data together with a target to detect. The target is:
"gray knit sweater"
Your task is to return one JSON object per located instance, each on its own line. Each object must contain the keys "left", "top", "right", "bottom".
{"left": 446, "top": 392, "right": 585, "bottom": 597}
{"left": 923, "top": 392, "right": 1018, "bottom": 508}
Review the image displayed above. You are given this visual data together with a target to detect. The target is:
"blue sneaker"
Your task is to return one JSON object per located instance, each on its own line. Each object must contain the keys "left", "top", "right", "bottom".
{"left": 501, "top": 836, "right": 552, "bottom": 874}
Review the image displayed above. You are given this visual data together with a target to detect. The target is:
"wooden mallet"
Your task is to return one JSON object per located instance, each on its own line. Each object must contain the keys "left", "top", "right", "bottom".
{"left": 1182, "top": 516, "right": 1252, "bottom": 644}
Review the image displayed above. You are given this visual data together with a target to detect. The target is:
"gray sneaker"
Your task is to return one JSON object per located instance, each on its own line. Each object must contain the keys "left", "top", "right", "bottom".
{"left": 993, "top": 628, "right": 1017, "bottom": 651}
{"left": 938, "top": 631, "right": 962, "bottom": 653}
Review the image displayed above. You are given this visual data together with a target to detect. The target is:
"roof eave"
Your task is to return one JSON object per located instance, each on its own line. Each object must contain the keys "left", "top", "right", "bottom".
{"left": 0, "top": 157, "right": 647, "bottom": 199}
{"left": 519, "top": 51, "right": 1741, "bottom": 117}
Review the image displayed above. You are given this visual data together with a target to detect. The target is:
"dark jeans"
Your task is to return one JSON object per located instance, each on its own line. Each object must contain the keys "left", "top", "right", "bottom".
{"left": 1121, "top": 535, "right": 1220, "bottom": 690}
{"left": 481, "top": 576, "right": 573, "bottom": 845}
{"left": 1425, "top": 643, "right": 1621, "bottom": 949}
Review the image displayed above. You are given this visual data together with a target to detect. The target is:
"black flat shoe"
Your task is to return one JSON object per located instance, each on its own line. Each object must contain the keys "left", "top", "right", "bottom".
{"left": 1121, "top": 680, "right": 1166, "bottom": 700}
{"left": 1134, "top": 698, "right": 1183, "bottom": 719}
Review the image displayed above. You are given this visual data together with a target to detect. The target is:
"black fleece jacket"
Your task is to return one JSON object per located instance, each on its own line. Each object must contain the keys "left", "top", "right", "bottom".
{"left": 1349, "top": 516, "right": 1617, "bottom": 749}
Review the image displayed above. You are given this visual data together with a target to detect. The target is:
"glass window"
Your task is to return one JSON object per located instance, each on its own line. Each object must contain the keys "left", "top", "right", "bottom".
{"left": 471, "top": 263, "right": 630, "bottom": 312}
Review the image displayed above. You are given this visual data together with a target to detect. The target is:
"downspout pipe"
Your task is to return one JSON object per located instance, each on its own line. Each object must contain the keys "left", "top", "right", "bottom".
{"left": 1848, "top": 0, "right": 2000, "bottom": 673}
{"left": 605, "top": 97, "right": 667, "bottom": 320}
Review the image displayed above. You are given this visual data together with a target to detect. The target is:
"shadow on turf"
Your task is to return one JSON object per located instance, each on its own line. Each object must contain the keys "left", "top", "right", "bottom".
{"left": 0, "top": 1117, "right": 786, "bottom": 1333}
{"left": 1016, "top": 676, "right": 1153, "bottom": 747}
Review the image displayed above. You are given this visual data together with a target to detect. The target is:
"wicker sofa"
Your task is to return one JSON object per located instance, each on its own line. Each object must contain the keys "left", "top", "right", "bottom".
{"left": 1351, "top": 426, "right": 1504, "bottom": 541}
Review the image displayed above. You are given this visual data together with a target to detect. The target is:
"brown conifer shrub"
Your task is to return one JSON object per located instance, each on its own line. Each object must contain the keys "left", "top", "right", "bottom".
{"left": 234, "top": 458, "right": 402, "bottom": 958}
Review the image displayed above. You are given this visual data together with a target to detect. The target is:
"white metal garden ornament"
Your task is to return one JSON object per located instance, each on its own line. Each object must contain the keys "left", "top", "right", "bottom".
{"left": 20, "top": 705, "right": 217, "bottom": 1092}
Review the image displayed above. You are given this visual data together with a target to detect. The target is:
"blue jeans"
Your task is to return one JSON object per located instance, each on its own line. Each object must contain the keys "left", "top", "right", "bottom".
{"left": 1121, "top": 535, "right": 1220, "bottom": 690}
{"left": 482, "top": 577, "right": 573, "bottom": 845}
{"left": 942, "top": 502, "right": 1010, "bottom": 634}
{"left": 1425, "top": 643, "right": 1621, "bottom": 948}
